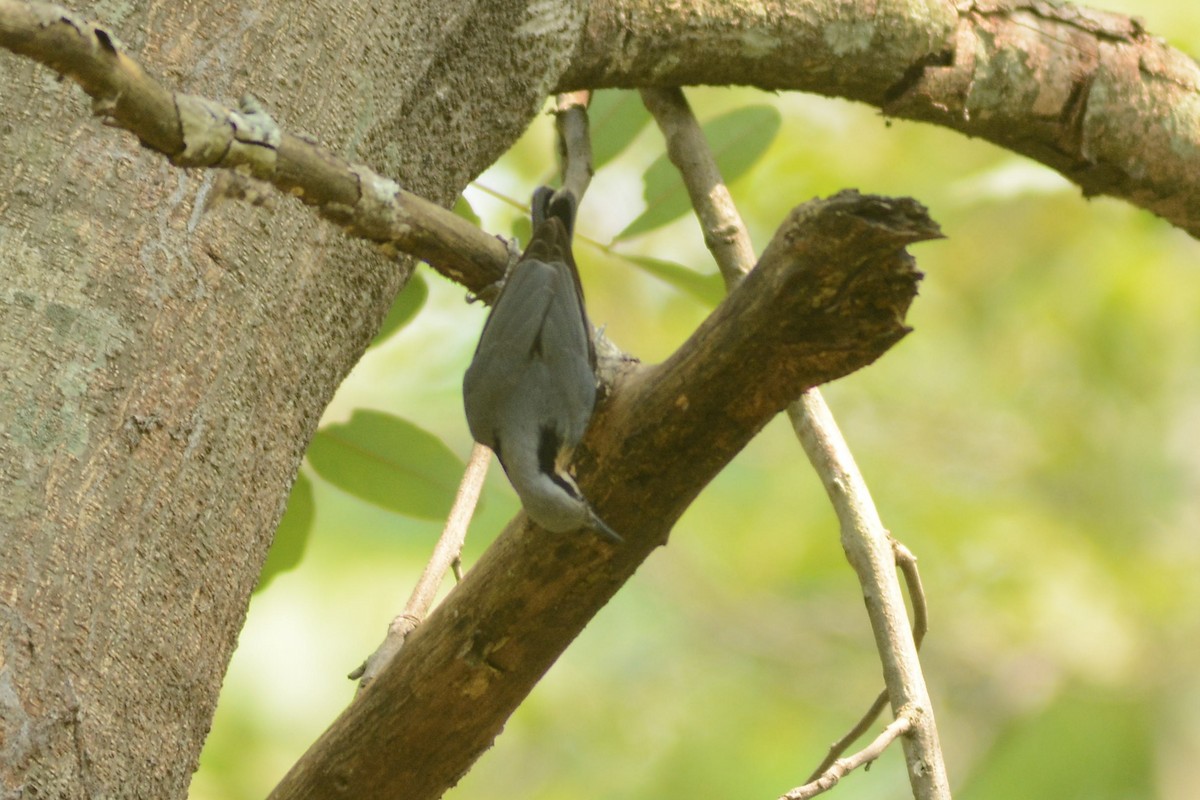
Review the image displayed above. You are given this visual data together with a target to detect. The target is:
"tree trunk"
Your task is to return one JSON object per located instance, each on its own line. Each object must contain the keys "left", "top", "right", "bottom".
{"left": 0, "top": 0, "right": 577, "bottom": 796}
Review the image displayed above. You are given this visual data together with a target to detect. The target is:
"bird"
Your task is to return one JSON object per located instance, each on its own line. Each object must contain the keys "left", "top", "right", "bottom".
{"left": 463, "top": 186, "right": 621, "bottom": 542}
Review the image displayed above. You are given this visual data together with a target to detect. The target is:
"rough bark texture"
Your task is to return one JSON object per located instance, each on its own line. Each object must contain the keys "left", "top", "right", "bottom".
{"left": 269, "top": 193, "right": 935, "bottom": 800}
{"left": 0, "top": 0, "right": 581, "bottom": 797}
{"left": 565, "top": 0, "right": 1200, "bottom": 238}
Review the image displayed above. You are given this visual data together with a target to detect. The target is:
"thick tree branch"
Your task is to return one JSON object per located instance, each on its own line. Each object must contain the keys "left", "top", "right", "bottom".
{"left": 269, "top": 192, "right": 937, "bottom": 799}
{"left": 566, "top": 0, "right": 1200, "bottom": 238}
{"left": 6, "top": 0, "right": 1196, "bottom": 271}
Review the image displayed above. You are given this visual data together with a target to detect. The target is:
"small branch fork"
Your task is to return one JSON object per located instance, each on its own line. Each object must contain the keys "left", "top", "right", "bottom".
{"left": 783, "top": 712, "right": 914, "bottom": 800}
{"left": 806, "top": 542, "right": 927, "bottom": 782}
{"left": 791, "top": 398, "right": 945, "bottom": 798}
{"left": 640, "top": 87, "right": 949, "bottom": 800}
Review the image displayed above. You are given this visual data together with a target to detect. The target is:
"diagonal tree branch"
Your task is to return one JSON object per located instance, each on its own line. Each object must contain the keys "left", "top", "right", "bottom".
{"left": 350, "top": 442, "right": 492, "bottom": 689}
{"left": 269, "top": 192, "right": 938, "bottom": 799}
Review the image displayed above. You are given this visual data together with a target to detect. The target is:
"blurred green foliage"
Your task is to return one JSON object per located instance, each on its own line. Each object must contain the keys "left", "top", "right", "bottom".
{"left": 257, "top": 471, "right": 313, "bottom": 591}
{"left": 369, "top": 270, "right": 428, "bottom": 349}
{"left": 192, "top": 6, "right": 1200, "bottom": 798}
{"left": 307, "top": 409, "right": 465, "bottom": 518}
{"left": 617, "top": 104, "right": 782, "bottom": 240}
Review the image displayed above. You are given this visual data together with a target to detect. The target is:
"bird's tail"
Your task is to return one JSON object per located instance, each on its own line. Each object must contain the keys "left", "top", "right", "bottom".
{"left": 531, "top": 186, "right": 577, "bottom": 239}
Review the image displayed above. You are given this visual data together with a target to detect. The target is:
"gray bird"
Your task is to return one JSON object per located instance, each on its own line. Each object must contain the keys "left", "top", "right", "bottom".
{"left": 463, "top": 187, "right": 620, "bottom": 542}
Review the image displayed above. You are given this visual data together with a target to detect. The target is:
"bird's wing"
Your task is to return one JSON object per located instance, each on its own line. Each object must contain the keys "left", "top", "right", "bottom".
{"left": 537, "top": 257, "right": 597, "bottom": 449}
{"left": 522, "top": 200, "right": 594, "bottom": 371}
{"left": 464, "top": 188, "right": 597, "bottom": 458}
{"left": 463, "top": 258, "right": 556, "bottom": 450}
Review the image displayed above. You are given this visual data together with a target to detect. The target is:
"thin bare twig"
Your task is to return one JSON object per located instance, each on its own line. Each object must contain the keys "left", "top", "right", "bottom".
{"left": 637, "top": 88, "right": 754, "bottom": 289}
{"left": 895, "top": 541, "right": 927, "bottom": 641}
{"left": 351, "top": 443, "right": 491, "bottom": 689}
{"left": 788, "top": 397, "right": 949, "bottom": 799}
{"left": 782, "top": 711, "right": 915, "bottom": 800}
{"left": 807, "top": 540, "right": 929, "bottom": 779}
{"left": 641, "top": 86, "right": 949, "bottom": 800}
{"left": 810, "top": 690, "right": 891, "bottom": 782}
{"left": 554, "top": 91, "right": 594, "bottom": 203}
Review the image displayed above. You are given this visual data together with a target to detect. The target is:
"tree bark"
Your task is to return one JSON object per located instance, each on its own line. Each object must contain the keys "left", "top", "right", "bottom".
{"left": 566, "top": 0, "right": 1200, "bottom": 238}
{"left": 0, "top": 0, "right": 579, "bottom": 797}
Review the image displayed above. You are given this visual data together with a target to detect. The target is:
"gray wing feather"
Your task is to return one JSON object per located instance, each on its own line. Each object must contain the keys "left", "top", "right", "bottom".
{"left": 463, "top": 260, "right": 553, "bottom": 449}
{"left": 537, "top": 258, "right": 596, "bottom": 448}
{"left": 463, "top": 257, "right": 596, "bottom": 454}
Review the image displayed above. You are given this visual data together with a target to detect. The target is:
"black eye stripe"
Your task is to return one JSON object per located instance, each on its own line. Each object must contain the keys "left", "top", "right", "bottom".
{"left": 537, "top": 426, "right": 579, "bottom": 496}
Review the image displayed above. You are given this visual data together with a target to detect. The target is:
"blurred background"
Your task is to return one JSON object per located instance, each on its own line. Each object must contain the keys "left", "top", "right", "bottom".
{"left": 192, "top": 4, "right": 1200, "bottom": 798}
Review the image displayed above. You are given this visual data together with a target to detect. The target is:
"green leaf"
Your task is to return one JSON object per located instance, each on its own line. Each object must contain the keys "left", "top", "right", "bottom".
{"left": 589, "top": 90, "right": 653, "bottom": 169}
{"left": 702, "top": 105, "right": 783, "bottom": 184}
{"left": 370, "top": 271, "right": 428, "bottom": 348}
{"left": 307, "top": 410, "right": 464, "bottom": 519}
{"left": 616, "top": 105, "right": 781, "bottom": 241}
{"left": 453, "top": 194, "right": 481, "bottom": 226}
{"left": 257, "top": 472, "right": 315, "bottom": 591}
{"left": 511, "top": 215, "right": 532, "bottom": 247}
{"left": 625, "top": 255, "right": 726, "bottom": 307}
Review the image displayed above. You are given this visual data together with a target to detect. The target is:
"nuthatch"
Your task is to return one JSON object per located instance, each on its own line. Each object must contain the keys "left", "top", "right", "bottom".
{"left": 463, "top": 187, "right": 620, "bottom": 542}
